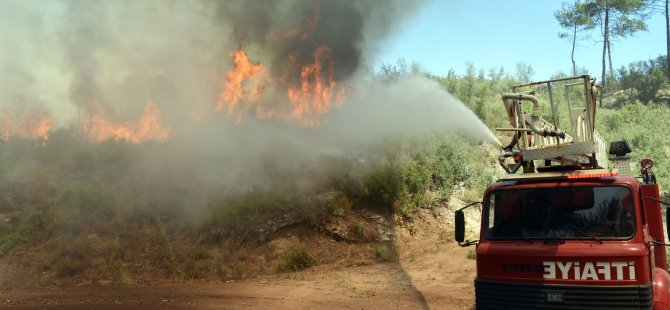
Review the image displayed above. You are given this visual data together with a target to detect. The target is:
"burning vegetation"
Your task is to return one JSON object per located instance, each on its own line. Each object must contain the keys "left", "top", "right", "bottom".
{"left": 0, "top": 112, "right": 55, "bottom": 142}
{"left": 0, "top": 0, "right": 508, "bottom": 287}
{"left": 214, "top": 9, "right": 350, "bottom": 126}
{"left": 82, "top": 101, "right": 170, "bottom": 143}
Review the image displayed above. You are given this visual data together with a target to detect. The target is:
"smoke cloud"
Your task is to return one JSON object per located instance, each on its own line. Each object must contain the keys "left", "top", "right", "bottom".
{"left": 1, "top": 0, "right": 424, "bottom": 126}
{"left": 0, "top": 0, "right": 498, "bottom": 209}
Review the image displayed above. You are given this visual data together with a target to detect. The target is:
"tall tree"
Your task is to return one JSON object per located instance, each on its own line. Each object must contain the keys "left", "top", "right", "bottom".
{"left": 515, "top": 63, "right": 535, "bottom": 83}
{"left": 650, "top": 0, "right": 670, "bottom": 78}
{"left": 555, "top": 1, "right": 594, "bottom": 75}
{"left": 580, "top": 0, "right": 649, "bottom": 94}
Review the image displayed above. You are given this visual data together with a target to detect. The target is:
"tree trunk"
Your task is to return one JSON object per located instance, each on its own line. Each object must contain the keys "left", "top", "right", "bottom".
{"left": 601, "top": 6, "right": 610, "bottom": 101}
{"left": 571, "top": 24, "right": 577, "bottom": 75}
{"left": 666, "top": 0, "right": 669, "bottom": 78}
{"left": 607, "top": 39, "right": 613, "bottom": 77}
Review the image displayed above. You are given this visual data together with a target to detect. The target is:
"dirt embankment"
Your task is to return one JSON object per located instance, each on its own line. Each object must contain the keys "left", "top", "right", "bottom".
{"left": 0, "top": 207, "right": 477, "bottom": 309}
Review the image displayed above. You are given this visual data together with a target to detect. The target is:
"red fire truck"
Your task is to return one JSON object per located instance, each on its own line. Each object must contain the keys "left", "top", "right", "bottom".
{"left": 455, "top": 75, "right": 670, "bottom": 309}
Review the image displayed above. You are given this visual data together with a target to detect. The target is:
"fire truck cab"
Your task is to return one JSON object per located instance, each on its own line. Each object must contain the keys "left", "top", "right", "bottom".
{"left": 455, "top": 76, "right": 670, "bottom": 309}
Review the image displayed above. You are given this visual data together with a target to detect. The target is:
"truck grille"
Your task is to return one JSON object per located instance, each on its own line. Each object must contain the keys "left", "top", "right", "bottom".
{"left": 475, "top": 279, "right": 652, "bottom": 310}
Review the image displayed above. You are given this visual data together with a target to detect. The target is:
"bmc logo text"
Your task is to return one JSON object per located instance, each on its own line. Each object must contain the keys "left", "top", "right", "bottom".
{"left": 543, "top": 261, "right": 636, "bottom": 280}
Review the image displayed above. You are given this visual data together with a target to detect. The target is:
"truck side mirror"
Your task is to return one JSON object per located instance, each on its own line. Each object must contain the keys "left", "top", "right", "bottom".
{"left": 454, "top": 201, "right": 481, "bottom": 247}
{"left": 455, "top": 210, "right": 465, "bottom": 243}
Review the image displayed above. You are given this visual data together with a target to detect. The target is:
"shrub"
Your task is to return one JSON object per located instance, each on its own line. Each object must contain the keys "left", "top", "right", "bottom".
{"left": 233, "top": 264, "right": 244, "bottom": 279}
{"left": 349, "top": 222, "right": 365, "bottom": 239}
{"left": 50, "top": 235, "right": 91, "bottom": 278}
{"left": 327, "top": 194, "right": 349, "bottom": 218}
{"left": 277, "top": 244, "right": 314, "bottom": 272}
{"left": 331, "top": 207, "right": 345, "bottom": 217}
{"left": 118, "top": 265, "right": 133, "bottom": 285}
{"left": 598, "top": 103, "right": 670, "bottom": 192}
{"left": 54, "top": 256, "right": 83, "bottom": 278}
{"left": 347, "top": 134, "right": 496, "bottom": 220}
{"left": 0, "top": 210, "right": 49, "bottom": 256}
{"left": 467, "top": 250, "right": 477, "bottom": 260}
{"left": 373, "top": 244, "right": 398, "bottom": 262}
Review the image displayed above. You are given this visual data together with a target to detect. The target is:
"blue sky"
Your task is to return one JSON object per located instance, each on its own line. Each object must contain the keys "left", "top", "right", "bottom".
{"left": 376, "top": 0, "right": 666, "bottom": 79}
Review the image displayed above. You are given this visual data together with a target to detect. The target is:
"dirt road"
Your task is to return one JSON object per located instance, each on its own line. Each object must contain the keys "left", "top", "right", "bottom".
{"left": 1, "top": 242, "right": 475, "bottom": 309}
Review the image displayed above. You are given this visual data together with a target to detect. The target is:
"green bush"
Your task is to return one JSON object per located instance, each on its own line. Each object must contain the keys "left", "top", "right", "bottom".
{"left": 349, "top": 222, "right": 365, "bottom": 239}
{"left": 598, "top": 103, "right": 670, "bottom": 192}
{"left": 0, "top": 210, "right": 49, "bottom": 256}
{"left": 616, "top": 56, "right": 669, "bottom": 104}
{"left": 277, "top": 244, "right": 314, "bottom": 272}
{"left": 118, "top": 265, "right": 133, "bottom": 285}
{"left": 342, "top": 134, "right": 496, "bottom": 221}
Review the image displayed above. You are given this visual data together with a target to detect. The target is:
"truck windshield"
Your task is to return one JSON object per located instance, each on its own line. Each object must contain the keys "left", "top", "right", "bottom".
{"left": 485, "top": 186, "right": 635, "bottom": 240}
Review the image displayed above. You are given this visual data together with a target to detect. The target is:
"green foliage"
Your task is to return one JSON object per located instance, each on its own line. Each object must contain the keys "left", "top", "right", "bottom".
{"left": 362, "top": 158, "right": 406, "bottom": 211}
{"left": 554, "top": 0, "right": 595, "bottom": 74}
{"left": 331, "top": 207, "right": 345, "bottom": 218}
{"left": 598, "top": 102, "right": 670, "bottom": 191}
{"left": 233, "top": 264, "right": 244, "bottom": 279}
{"left": 378, "top": 58, "right": 428, "bottom": 80}
{"left": 552, "top": 0, "right": 652, "bottom": 92}
{"left": 615, "top": 56, "right": 669, "bottom": 104}
{"left": 327, "top": 193, "right": 348, "bottom": 217}
{"left": 118, "top": 265, "right": 133, "bottom": 285}
{"left": 0, "top": 210, "right": 48, "bottom": 256}
{"left": 435, "top": 65, "right": 514, "bottom": 130}
{"left": 407, "top": 222, "right": 418, "bottom": 236}
{"left": 201, "top": 184, "right": 327, "bottom": 244}
{"left": 581, "top": 0, "right": 649, "bottom": 37}
{"left": 277, "top": 244, "right": 314, "bottom": 272}
{"left": 573, "top": 0, "right": 650, "bottom": 92}
{"left": 349, "top": 221, "right": 365, "bottom": 239}
{"left": 515, "top": 63, "right": 536, "bottom": 83}
{"left": 467, "top": 250, "right": 477, "bottom": 260}
{"left": 335, "top": 134, "right": 496, "bottom": 221}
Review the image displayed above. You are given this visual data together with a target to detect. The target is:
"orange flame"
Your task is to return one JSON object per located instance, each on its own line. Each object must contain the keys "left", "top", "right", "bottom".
{"left": 218, "top": 13, "right": 347, "bottom": 127}
{"left": 83, "top": 101, "right": 170, "bottom": 143}
{"left": 287, "top": 45, "right": 343, "bottom": 126}
{"left": 218, "top": 47, "right": 346, "bottom": 126}
{"left": 217, "top": 50, "right": 265, "bottom": 113}
{"left": 0, "top": 112, "right": 55, "bottom": 141}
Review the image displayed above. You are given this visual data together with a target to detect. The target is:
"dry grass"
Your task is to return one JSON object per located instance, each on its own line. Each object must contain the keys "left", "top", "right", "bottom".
{"left": 373, "top": 244, "right": 398, "bottom": 262}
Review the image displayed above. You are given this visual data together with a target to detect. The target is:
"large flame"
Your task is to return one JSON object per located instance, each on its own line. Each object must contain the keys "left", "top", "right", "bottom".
{"left": 218, "top": 13, "right": 346, "bottom": 126}
{"left": 217, "top": 50, "right": 265, "bottom": 114}
{"left": 287, "top": 45, "right": 342, "bottom": 126}
{"left": 0, "top": 112, "right": 55, "bottom": 141}
{"left": 83, "top": 101, "right": 170, "bottom": 143}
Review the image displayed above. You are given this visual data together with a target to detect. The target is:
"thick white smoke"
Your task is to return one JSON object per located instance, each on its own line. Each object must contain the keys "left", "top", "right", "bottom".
{"left": 0, "top": 0, "right": 499, "bottom": 201}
